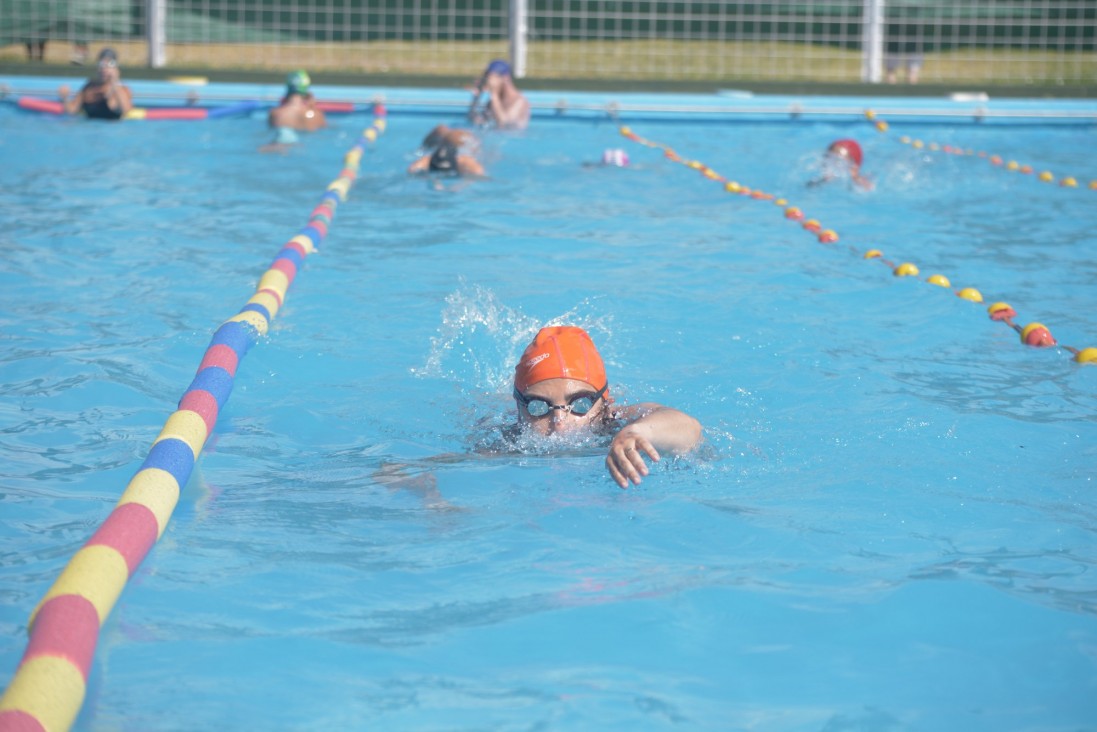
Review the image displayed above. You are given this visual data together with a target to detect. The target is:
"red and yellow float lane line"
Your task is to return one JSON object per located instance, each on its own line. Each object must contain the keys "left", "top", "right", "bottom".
{"left": 619, "top": 125, "right": 1096, "bottom": 365}
{"left": 862, "top": 109, "right": 1096, "bottom": 191}
{"left": 0, "top": 105, "right": 388, "bottom": 732}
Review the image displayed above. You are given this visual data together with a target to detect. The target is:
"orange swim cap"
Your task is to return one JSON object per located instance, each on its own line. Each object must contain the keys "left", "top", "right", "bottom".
{"left": 828, "top": 139, "right": 863, "bottom": 167}
{"left": 514, "top": 326, "right": 607, "bottom": 392}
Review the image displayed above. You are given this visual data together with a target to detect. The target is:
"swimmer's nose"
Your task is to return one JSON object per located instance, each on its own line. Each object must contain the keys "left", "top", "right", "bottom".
{"left": 547, "top": 410, "right": 573, "bottom": 434}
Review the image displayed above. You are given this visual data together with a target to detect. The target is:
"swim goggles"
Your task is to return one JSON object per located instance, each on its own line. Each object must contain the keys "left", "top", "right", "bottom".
{"left": 513, "top": 384, "right": 608, "bottom": 418}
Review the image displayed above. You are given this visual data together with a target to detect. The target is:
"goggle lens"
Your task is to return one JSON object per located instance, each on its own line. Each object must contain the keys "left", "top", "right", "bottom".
{"left": 524, "top": 395, "right": 597, "bottom": 417}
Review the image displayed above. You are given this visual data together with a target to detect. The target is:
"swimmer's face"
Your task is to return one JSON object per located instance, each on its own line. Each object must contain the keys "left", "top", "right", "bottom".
{"left": 826, "top": 146, "right": 857, "bottom": 170}
{"left": 514, "top": 378, "right": 608, "bottom": 436}
{"left": 97, "top": 59, "right": 118, "bottom": 82}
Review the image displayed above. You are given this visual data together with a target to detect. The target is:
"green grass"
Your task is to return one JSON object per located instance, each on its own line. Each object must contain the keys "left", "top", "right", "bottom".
{"left": 3, "top": 38, "right": 1094, "bottom": 86}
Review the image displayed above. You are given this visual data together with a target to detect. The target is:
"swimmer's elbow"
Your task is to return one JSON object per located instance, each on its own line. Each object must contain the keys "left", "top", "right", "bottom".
{"left": 677, "top": 416, "right": 704, "bottom": 454}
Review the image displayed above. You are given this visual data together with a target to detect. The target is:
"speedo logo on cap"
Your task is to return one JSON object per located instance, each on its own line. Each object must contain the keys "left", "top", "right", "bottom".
{"left": 524, "top": 352, "right": 550, "bottom": 368}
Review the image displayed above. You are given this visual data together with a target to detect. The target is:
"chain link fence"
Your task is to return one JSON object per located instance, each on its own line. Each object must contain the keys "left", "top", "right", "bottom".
{"left": 2, "top": 1, "right": 1094, "bottom": 85}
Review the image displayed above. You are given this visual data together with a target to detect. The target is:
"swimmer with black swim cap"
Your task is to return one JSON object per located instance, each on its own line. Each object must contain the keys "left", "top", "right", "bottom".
{"left": 511, "top": 326, "right": 702, "bottom": 488}
{"left": 57, "top": 47, "right": 133, "bottom": 120}
{"left": 808, "top": 138, "right": 875, "bottom": 190}
{"left": 428, "top": 143, "right": 459, "bottom": 173}
{"left": 408, "top": 132, "right": 485, "bottom": 178}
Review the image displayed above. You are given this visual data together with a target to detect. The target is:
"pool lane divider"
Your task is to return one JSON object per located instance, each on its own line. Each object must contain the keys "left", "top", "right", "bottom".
{"left": 619, "top": 125, "right": 1096, "bottom": 365}
{"left": 862, "top": 109, "right": 1097, "bottom": 191}
{"left": 0, "top": 104, "right": 388, "bottom": 732}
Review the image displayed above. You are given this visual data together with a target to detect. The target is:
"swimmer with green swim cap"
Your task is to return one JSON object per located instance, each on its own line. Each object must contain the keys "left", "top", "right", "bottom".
{"left": 285, "top": 70, "right": 311, "bottom": 96}
{"left": 261, "top": 69, "right": 326, "bottom": 152}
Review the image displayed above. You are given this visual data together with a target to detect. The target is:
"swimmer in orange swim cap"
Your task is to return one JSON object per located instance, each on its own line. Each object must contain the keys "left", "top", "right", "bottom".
{"left": 513, "top": 326, "right": 702, "bottom": 488}
{"left": 808, "top": 138, "right": 874, "bottom": 190}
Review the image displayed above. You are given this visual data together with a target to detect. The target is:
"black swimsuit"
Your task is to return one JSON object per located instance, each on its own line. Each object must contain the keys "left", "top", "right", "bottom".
{"left": 81, "top": 84, "right": 122, "bottom": 120}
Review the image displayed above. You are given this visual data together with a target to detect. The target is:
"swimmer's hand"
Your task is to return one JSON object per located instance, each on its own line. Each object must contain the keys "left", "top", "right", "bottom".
{"left": 372, "top": 462, "right": 461, "bottom": 511}
{"left": 606, "top": 426, "right": 660, "bottom": 489}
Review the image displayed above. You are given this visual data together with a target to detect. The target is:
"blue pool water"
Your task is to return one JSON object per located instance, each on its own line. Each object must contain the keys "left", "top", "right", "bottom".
{"left": 1, "top": 81, "right": 1096, "bottom": 731}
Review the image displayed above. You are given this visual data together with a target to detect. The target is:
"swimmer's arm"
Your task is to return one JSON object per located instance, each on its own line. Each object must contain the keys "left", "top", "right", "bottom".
{"left": 407, "top": 155, "right": 430, "bottom": 174}
{"left": 458, "top": 156, "right": 486, "bottom": 178}
{"left": 57, "top": 84, "right": 83, "bottom": 115}
{"left": 852, "top": 173, "right": 875, "bottom": 191}
{"left": 605, "top": 403, "right": 702, "bottom": 489}
{"left": 372, "top": 461, "right": 458, "bottom": 511}
{"left": 488, "top": 92, "right": 530, "bottom": 130}
{"left": 108, "top": 83, "right": 133, "bottom": 116}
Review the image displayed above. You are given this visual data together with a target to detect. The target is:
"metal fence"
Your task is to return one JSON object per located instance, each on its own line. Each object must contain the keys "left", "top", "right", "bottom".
{"left": 2, "top": 1, "right": 1094, "bottom": 85}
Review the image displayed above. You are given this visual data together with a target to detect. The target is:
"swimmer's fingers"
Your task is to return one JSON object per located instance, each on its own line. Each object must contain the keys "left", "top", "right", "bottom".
{"left": 605, "top": 453, "right": 635, "bottom": 489}
{"left": 606, "top": 437, "right": 659, "bottom": 489}
{"left": 631, "top": 439, "right": 661, "bottom": 482}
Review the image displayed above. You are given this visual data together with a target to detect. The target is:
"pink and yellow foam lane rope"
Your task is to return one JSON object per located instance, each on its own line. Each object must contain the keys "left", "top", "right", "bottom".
{"left": 0, "top": 105, "right": 388, "bottom": 732}
{"left": 619, "top": 125, "right": 1097, "bottom": 365}
{"left": 861, "top": 110, "right": 1097, "bottom": 191}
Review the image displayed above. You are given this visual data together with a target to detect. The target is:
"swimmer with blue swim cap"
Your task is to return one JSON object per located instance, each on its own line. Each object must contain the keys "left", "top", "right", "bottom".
{"left": 262, "top": 69, "right": 326, "bottom": 152}
{"left": 468, "top": 58, "right": 530, "bottom": 130}
{"left": 511, "top": 326, "right": 702, "bottom": 488}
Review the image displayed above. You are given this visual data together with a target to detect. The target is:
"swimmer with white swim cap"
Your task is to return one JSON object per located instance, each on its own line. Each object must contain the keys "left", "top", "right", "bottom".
{"left": 511, "top": 326, "right": 701, "bottom": 488}
{"left": 583, "top": 148, "right": 631, "bottom": 169}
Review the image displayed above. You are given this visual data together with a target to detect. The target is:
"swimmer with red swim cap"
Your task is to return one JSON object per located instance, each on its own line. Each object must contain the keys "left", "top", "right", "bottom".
{"left": 467, "top": 58, "right": 530, "bottom": 130}
{"left": 808, "top": 138, "right": 874, "bottom": 190}
{"left": 512, "top": 326, "right": 702, "bottom": 488}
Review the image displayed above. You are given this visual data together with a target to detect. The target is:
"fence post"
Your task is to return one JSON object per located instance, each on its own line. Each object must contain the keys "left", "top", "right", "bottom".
{"left": 509, "top": 0, "right": 528, "bottom": 78}
{"left": 147, "top": 0, "right": 166, "bottom": 68}
{"left": 861, "top": 0, "right": 884, "bottom": 83}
